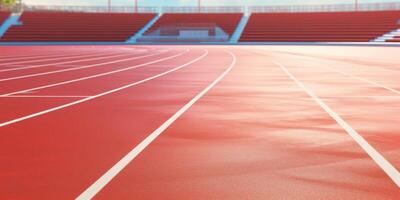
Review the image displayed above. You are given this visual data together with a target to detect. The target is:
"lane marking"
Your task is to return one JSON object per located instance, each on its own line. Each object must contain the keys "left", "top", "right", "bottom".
{"left": 275, "top": 61, "right": 400, "bottom": 188}
{"left": 76, "top": 50, "right": 236, "bottom": 200}
{"left": 261, "top": 50, "right": 400, "bottom": 95}
{"left": 0, "top": 49, "right": 203, "bottom": 128}
{"left": 238, "top": 95, "right": 400, "bottom": 99}
{"left": 0, "top": 46, "right": 149, "bottom": 61}
{"left": 0, "top": 51, "right": 128, "bottom": 72}
{"left": 0, "top": 48, "right": 154, "bottom": 63}
{"left": 318, "top": 65, "right": 400, "bottom": 95}
{"left": 0, "top": 95, "right": 91, "bottom": 98}
{"left": 0, "top": 50, "right": 103, "bottom": 62}
{"left": 0, "top": 50, "right": 186, "bottom": 97}
{"left": 268, "top": 50, "right": 400, "bottom": 73}
{"left": 0, "top": 51, "right": 165, "bottom": 82}
{"left": 321, "top": 95, "right": 400, "bottom": 99}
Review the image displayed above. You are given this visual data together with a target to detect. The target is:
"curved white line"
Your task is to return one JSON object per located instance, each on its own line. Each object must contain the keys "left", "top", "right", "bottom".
{"left": 0, "top": 51, "right": 166, "bottom": 82}
{"left": 0, "top": 51, "right": 98, "bottom": 62}
{"left": 0, "top": 50, "right": 185, "bottom": 97}
{"left": 0, "top": 49, "right": 197, "bottom": 127}
{"left": 75, "top": 50, "right": 236, "bottom": 200}
{"left": 0, "top": 51, "right": 130, "bottom": 72}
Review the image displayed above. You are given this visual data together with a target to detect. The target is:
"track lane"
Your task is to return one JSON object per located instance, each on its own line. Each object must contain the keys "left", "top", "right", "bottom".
{"left": 93, "top": 47, "right": 400, "bottom": 200}
{"left": 0, "top": 50, "right": 124, "bottom": 70}
{"left": 0, "top": 50, "right": 176, "bottom": 95}
{"left": 0, "top": 50, "right": 164, "bottom": 82}
{"left": 264, "top": 50, "right": 400, "bottom": 184}
{"left": 0, "top": 51, "right": 135, "bottom": 73}
{"left": 0, "top": 52, "right": 146, "bottom": 81}
{"left": 1, "top": 45, "right": 399, "bottom": 200}
{"left": 0, "top": 51, "right": 98, "bottom": 63}
{"left": 0, "top": 46, "right": 151, "bottom": 63}
{"left": 0, "top": 46, "right": 100, "bottom": 61}
{"left": 77, "top": 50, "right": 236, "bottom": 200}
{"left": 266, "top": 51, "right": 400, "bottom": 94}
{"left": 0, "top": 47, "right": 231, "bottom": 200}
{"left": 0, "top": 49, "right": 191, "bottom": 124}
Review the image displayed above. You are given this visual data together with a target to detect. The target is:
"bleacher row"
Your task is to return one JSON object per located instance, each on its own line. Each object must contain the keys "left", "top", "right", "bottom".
{"left": 241, "top": 11, "right": 400, "bottom": 42}
{"left": 1, "top": 12, "right": 155, "bottom": 42}
{"left": 0, "top": 11, "right": 399, "bottom": 42}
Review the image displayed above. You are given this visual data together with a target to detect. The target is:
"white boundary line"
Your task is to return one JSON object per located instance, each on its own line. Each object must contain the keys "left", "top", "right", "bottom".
{"left": 0, "top": 50, "right": 186, "bottom": 97}
{"left": 0, "top": 95, "right": 92, "bottom": 98}
{"left": 0, "top": 46, "right": 139, "bottom": 61}
{"left": 319, "top": 65, "right": 400, "bottom": 95}
{"left": 0, "top": 46, "right": 130, "bottom": 61}
{"left": 320, "top": 95, "right": 400, "bottom": 99}
{"left": 0, "top": 51, "right": 85, "bottom": 61}
{"left": 274, "top": 61, "right": 400, "bottom": 188}
{"left": 0, "top": 51, "right": 165, "bottom": 82}
{"left": 0, "top": 49, "right": 204, "bottom": 128}
{"left": 0, "top": 51, "right": 127, "bottom": 72}
{"left": 268, "top": 49, "right": 400, "bottom": 73}
{"left": 0, "top": 51, "right": 98, "bottom": 62}
{"left": 250, "top": 49, "right": 400, "bottom": 96}
{"left": 75, "top": 50, "right": 236, "bottom": 200}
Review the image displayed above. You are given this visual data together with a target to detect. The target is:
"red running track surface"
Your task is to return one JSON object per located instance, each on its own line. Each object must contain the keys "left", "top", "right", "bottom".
{"left": 0, "top": 45, "right": 399, "bottom": 199}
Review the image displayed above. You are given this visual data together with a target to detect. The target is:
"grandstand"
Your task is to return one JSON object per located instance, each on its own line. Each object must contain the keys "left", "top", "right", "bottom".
{"left": 0, "top": 12, "right": 155, "bottom": 42}
{"left": 240, "top": 11, "right": 400, "bottom": 42}
{"left": 0, "top": 3, "right": 400, "bottom": 43}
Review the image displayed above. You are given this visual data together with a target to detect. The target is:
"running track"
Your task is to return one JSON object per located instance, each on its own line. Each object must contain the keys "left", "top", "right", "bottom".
{"left": 0, "top": 45, "right": 399, "bottom": 199}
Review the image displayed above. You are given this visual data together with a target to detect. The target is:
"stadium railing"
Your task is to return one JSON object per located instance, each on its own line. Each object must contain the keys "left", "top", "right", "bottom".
{"left": 21, "top": 2, "right": 400, "bottom": 14}
{"left": 22, "top": 5, "right": 159, "bottom": 13}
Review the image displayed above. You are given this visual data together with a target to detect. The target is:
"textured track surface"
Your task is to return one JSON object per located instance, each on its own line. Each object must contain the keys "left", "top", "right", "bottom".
{"left": 0, "top": 45, "right": 399, "bottom": 199}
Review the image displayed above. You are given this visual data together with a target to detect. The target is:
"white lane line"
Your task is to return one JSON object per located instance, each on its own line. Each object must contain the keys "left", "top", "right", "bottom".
{"left": 250, "top": 49, "right": 400, "bottom": 95}
{"left": 0, "top": 50, "right": 102, "bottom": 62}
{"left": 0, "top": 47, "right": 147, "bottom": 62}
{"left": 319, "top": 65, "right": 400, "bottom": 95}
{"left": 0, "top": 49, "right": 202, "bottom": 128}
{"left": 242, "top": 95, "right": 400, "bottom": 99}
{"left": 321, "top": 95, "right": 400, "bottom": 99}
{"left": 0, "top": 51, "right": 126, "bottom": 72}
{"left": 0, "top": 50, "right": 186, "bottom": 97}
{"left": 274, "top": 50, "right": 400, "bottom": 74}
{"left": 0, "top": 95, "right": 92, "bottom": 98}
{"left": 75, "top": 50, "right": 236, "bottom": 200}
{"left": 0, "top": 51, "right": 165, "bottom": 82}
{"left": 275, "top": 61, "right": 400, "bottom": 188}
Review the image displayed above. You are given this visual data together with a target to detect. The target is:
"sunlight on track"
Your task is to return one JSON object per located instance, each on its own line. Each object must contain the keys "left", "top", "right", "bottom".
{"left": 275, "top": 61, "right": 400, "bottom": 188}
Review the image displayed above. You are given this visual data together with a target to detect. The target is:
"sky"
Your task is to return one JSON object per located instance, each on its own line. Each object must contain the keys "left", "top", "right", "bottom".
{"left": 23, "top": 0, "right": 400, "bottom": 6}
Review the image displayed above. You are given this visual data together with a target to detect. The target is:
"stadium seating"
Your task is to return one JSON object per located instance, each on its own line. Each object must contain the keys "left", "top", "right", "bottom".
{"left": 1, "top": 12, "right": 156, "bottom": 42}
{"left": 240, "top": 11, "right": 400, "bottom": 42}
{"left": 0, "top": 11, "right": 10, "bottom": 26}
{"left": 145, "top": 13, "right": 243, "bottom": 37}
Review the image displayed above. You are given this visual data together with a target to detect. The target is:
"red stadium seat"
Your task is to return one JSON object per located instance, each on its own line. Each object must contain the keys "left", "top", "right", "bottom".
{"left": 0, "top": 12, "right": 156, "bottom": 42}
{"left": 240, "top": 11, "right": 400, "bottom": 42}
